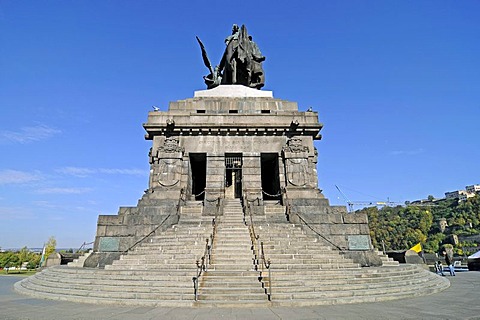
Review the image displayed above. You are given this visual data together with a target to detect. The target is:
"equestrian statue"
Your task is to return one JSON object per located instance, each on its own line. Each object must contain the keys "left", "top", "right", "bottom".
{"left": 196, "top": 24, "right": 266, "bottom": 90}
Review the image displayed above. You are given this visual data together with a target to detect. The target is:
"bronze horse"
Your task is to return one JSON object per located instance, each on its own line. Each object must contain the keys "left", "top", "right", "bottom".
{"left": 197, "top": 24, "right": 265, "bottom": 89}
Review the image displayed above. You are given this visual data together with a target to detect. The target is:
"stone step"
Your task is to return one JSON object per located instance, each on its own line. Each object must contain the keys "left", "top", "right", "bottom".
{"left": 193, "top": 300, "right": 269, "bottom": 308}
{"left": 261, "top": 245, "right": 334, "bottom": 252}
{"left": 197, "top": 292, "right": 267, "bottom": 301}
{"left": 210, "top": 255, "right": 347, "bottom": 263}
{"left": 136, "top": 240, "right": 209, "bottom": 246}
{"left": 136, "top": 242, "right": 208, "bottom": 247}
{"left": 127, "top": 250, "right": 205, "bottom": 256}
{"left": 268, "top": 263, "right": 360, "bottom": 270}
{"left": 215, "top": 231, "right": 250, "bottom": 235}
{"left": 120, "top": 253, "right": 205, "bottom": 260}
{"left": 213, "top": 242, "right": 251, "bottom": 247}
{"left": 18, "top": 281, "right": 195, "bottom": 301}
{"left": 258, "top": 258, "right": 357, "bottom": 265}
{"left": 37, "top": 272, "right": 193, "bottom": 284}
{"left": 144, "top": 235, "right": 211, "bottom": 241}
{"left": 112, "top": 260, "right": 202, "bottom": 266}
{"left": 37, "top": 266, "right": 194, "bottom": 277}
{"left": 208, "top": 265, "right": 255, "bottom": 271}
{"left": 211, "top": 254, "right": 253, "bottom": 260}
{"left": 200, "top": 276, "right": 261, "bottom": 285}
{"left": 271, "top": 273, "right": 436, "bottom": 290}
{"left": 130, "top": 250, "right": 202, "bottom": 256}
{"left": 67, "top": 250, "right": 93, "bottom": 268}
{"left": 265, "top": 253, "right": 344, "bottom": 259}
{"left": 264, "top": 208, "right": 286, "bottom": 214}
{"left": 180, "top": 206, "right": 203, "bottom": 212}
{"left": 105, "top": 263, "right": 198, "bottom": 270}
{"left": 27, "top": 277, "right": 194, "bottom": 293}
{"left": 271, "top": 280, "right": 449, "bottom": 302}
{"left": 271, "top": 269, "right": 435, "bottom": 286}
{"left": 15, "top": 282, "right": 194, "bottom": 307}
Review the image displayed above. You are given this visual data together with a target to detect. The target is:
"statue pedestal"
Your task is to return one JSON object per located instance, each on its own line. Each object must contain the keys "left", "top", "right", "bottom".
{"left": 93, "top": 85, "right": 376, "bottom": 266}
{"left": 194, "top": 85, "right": 272, "bottom": 98}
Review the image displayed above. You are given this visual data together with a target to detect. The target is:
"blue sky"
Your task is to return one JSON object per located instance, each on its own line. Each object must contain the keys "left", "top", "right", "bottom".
{"left": 1, "top": 1, "right": 479, "bottom": 249}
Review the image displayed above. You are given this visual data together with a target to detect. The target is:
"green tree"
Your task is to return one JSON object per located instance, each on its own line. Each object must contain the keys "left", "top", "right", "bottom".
{"left": 366, "top": 194, "right": 480, "bottom": 254}
{"left": 44, "top": 236, "right": 57, "bottom": 260}
{"left": 17, "top": 246, "right": 29, "bottom": 268}
{"left": 0, "top": 251, "right": 19, "bottom": 270}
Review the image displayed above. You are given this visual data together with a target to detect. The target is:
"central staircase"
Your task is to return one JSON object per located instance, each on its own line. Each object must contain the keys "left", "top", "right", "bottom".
{"left": 15, "top": 199, "right": 449, "bottom": 307}
{"left": 195, "top": 200, "right": 267, "bottom": 306}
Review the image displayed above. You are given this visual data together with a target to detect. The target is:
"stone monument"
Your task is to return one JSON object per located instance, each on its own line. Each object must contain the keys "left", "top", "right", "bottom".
{"left": 91, "top": 24, "right": 376, "bottom": 266}
{"left": 16, "top": 25, "right": 449, "bottom": 306}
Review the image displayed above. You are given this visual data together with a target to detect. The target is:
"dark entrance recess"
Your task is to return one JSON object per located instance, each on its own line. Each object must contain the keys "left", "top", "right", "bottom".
{"left": 261, "top": 153, "right": 281, "bottom": 200}
{"left": 225, "top": 154, "right": 242, "bottom": 199}
{"left": 190, "top": 153, "right": 206, "bottom": 200}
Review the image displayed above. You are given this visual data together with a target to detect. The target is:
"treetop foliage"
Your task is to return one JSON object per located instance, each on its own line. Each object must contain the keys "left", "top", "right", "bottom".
{"left": 362, "top": 194, "right": 480, "bottom": 255}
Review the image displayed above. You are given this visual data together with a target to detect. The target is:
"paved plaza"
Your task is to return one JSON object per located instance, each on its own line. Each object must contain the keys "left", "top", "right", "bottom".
{"left": 1, "top": 271, "right": 479, "bottom": 320}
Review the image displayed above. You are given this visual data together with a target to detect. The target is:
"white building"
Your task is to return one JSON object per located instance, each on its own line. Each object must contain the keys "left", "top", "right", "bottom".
{"left": 445, "top": 188, "right": 477, "bottom": 202}
{"left": 459, "top": 192, "right": 476, "bottom": 202}
{"left": 466, "top": 184, "right": 480, "bottom": 193}
{"left": 445, "top": 190, "right": 468, "bottom": 200}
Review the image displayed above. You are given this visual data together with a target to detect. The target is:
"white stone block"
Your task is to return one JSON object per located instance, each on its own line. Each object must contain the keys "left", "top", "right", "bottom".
{"left": 194, "top": 85, "right": 273, "bottom": 98}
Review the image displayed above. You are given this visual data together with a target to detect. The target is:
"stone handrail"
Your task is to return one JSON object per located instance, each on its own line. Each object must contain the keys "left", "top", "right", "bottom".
{"left": 77, "top": 241, "right": 94, "bottom": 252}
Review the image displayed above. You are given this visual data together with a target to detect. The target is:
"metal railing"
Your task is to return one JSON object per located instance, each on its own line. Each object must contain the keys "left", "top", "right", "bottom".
{"left": 77, "top": 241, "right": 94, "bottom": 252}
{"left": 243, "top": 195, "right": 272, "bottom": 301}
{"left": 192, "top": 197, "right": 220, "bottom": 301}
{"left": 123, "top": 188, "right": 185, "bottom": 253}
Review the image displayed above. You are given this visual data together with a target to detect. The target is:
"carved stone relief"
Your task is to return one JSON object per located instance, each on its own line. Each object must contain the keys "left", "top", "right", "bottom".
{"left": 285, "top": 158, "right": 309, "bottom": 187}
{"left": 158, "top": 136, "right": 184, "bottom": 153}
{"left": 283, "top": 138, "right": 310, "bottom": 187}
{"left": 283, "top": 137, "right": 309, "bottom": 153}
{"left": 148, "top": 137, "right": 184, "bottom": 189}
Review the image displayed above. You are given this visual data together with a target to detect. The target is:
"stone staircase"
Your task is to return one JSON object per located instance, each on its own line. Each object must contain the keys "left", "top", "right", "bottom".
{"left": 15, "top": 200, "right": 449, "bottom": 307}
{"left": 248, "top": 206, "right": 448, "bottom": 306}
{"left": 15, "top": 213, "right": 214, "bottom": 306}
{"left": 374, "top": 249, "right": 400, "bottom": 267}
{"left": 179, "top": 201, "right": 204, "bottom": 224}
{"left": 67, "top": 250, "right": 93, "bottom": 267}
{"left": 195, "top": 199, "right": 267, "bottom": 306}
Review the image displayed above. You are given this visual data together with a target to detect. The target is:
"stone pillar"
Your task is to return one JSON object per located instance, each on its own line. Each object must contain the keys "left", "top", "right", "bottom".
{"left": 242, "top": 152, "right": 262, "bottom": 202}
{"left": 183, "top": 153, "right": 193, "bottom": 200}
{"left": 204, "top": 153, "right": 225, "bottom": 213}
{"left": 278, "top": 152, "right": 287, "bottom": 191}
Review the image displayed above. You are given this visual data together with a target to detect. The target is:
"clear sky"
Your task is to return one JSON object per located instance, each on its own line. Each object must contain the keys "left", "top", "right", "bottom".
{"left": 1, "top": 1, "right": 479, "bottom": 249}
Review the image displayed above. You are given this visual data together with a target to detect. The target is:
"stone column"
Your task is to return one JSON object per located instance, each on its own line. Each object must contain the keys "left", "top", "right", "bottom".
{"left": 242, "top": 152, "right": 262, "bottom": 203}
{"left": 204, "top": 153, "right": 225, "bottom": 213}
{"left": 183, "top": 153, "right": 193, "bottom": 200}
{"left": 278, "top": 152, "right": 287, "bottom": 191}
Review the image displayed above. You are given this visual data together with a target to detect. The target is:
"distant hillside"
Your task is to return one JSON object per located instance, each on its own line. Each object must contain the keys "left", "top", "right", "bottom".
{"left": 359, "top": 194, "right": 480, "bottom": 255}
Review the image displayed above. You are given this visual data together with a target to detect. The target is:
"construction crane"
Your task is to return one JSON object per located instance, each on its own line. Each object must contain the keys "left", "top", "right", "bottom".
{"left": 335, "top": 185, "right": 403, "bottom": 213}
